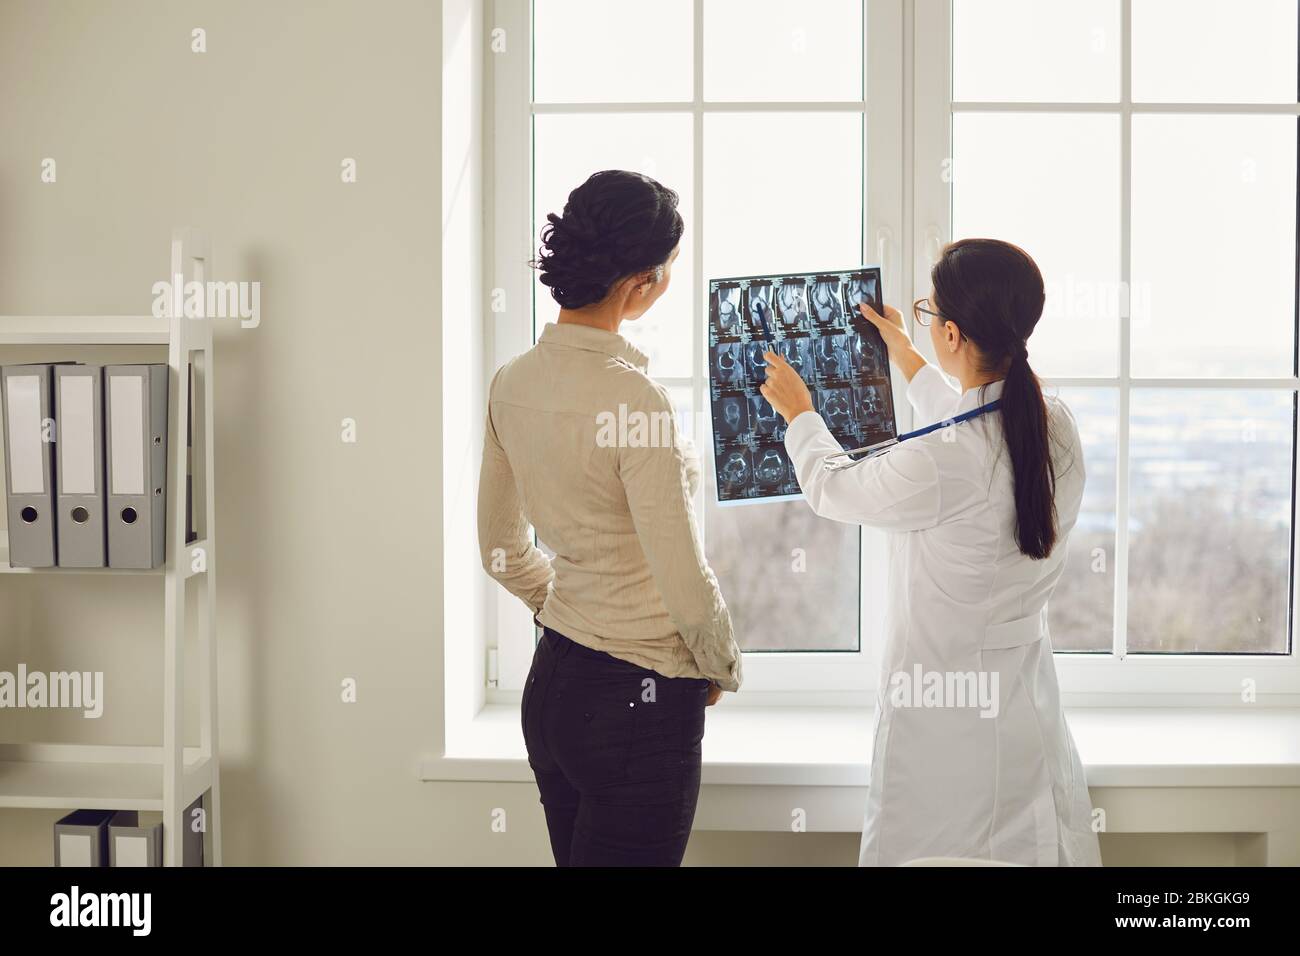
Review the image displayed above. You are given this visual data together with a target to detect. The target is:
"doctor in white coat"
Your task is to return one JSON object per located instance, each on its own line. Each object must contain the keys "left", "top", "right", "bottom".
{"left": 760, "top": 238, "right": 1101, "bottom": 867}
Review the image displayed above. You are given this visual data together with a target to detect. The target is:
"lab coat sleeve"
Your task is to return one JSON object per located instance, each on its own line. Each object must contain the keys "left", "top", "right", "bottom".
{"left": 619, "top": 383, "right": 743, "bottom": 692}
{"left": 476, "top": 381, "right": 555, "bottom": 616}
{"left": 1046, "top": 396, "right": 1088, "bottom": 537}
{"left": 784, "top": 410, "right": 943, "bottom": 532}
{"left": 906, "top": 362, "right": 962, "bottom": 427}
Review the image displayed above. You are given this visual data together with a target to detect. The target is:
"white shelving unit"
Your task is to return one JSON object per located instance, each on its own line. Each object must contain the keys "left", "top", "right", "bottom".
{"left": 0, "top": 228, "right": 221, "bottom": 866}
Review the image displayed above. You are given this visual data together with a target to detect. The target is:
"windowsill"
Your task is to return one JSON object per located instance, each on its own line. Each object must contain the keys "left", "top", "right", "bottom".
{"left": 421, "top": 704, "right": 1300, "bottom": 788}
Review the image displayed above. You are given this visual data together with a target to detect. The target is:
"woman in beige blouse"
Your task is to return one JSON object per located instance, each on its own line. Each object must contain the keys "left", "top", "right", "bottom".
{"left": 478, "top": 170, "right": 742, "bottom": 867}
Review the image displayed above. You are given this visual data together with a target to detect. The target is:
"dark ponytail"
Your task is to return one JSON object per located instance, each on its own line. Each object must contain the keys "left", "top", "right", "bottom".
{"left": 530, "top": 169, "right": 684, "bottom": 309}
{"left": 931, "top": 239, "right": 1057, "bottom": 560}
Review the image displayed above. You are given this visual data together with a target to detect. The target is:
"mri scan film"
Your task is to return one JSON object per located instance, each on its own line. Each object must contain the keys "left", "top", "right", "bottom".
{"left": 707, "top": 267, "right": 897, "bottom": 503}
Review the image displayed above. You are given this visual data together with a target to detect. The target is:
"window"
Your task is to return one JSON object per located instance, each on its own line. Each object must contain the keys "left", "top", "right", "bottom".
{"left": 489, "top": 0, "right": 1300, "bottom": 698}
{"left": 509, "top": 0, "right": 890, "bottom": 694}
{"left": 935, "top": 0, "right": 1299, "bottom": 664}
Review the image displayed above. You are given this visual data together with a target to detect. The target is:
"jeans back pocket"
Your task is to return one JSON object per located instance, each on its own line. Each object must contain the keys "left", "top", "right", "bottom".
{"left": 549, "top": 674, "right": 640, "bottom": 790}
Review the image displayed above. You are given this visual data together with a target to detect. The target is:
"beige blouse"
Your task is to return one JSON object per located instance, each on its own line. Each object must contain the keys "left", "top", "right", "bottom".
{"left": 477, "top": 321, "right": 742, "bottom": 691}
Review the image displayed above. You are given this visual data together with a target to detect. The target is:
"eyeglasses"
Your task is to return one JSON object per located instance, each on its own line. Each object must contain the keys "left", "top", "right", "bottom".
{"left": 913, "top": 297, "right": 942, "bottom": 328}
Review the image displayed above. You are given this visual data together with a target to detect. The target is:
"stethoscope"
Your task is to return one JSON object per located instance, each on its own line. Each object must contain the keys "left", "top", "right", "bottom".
{"left": 821, "top": 399, "right": 1002, "bottom": 472}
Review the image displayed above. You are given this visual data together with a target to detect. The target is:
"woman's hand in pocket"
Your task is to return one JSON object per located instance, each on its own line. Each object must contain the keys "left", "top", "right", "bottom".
{"left": 706, "top": 682, "right": 723, "bottom": 707}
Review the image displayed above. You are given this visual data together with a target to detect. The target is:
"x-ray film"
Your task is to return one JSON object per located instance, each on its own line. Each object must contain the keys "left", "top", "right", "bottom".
{"left": 707, "top": 267, "right": 896, "bottom": 504}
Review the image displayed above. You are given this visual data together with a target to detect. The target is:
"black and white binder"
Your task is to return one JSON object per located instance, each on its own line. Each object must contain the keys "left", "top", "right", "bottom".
{"left": 2, "top": 363, "right": 59, "bottom": 567}
{"left": 105, "top": 364, "right": 168, "bottom": 569}
{"left": 54, "top": 364, "right": 107, "bottom": 567}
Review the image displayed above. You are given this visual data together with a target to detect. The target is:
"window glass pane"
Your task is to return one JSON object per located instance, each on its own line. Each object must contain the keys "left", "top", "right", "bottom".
{"left": 533, "top": 113, "right": 694, "bottom": 377}
{"left": 1128, "top": 389, "right": 1294, "bottom": 654}
{"left": 533, "top": 0, "right": 693, "bottom": 103}
{"left": 703, "top": 0, "right": 862, "bottom": 102}
{"left": 1130, "top": 115, "right": 1297, "bottom": 378}
{"left": 1048, "top": 387, "right": 1118, "bottom": 652}
{"left": 952, "top": 0, "right": 1120, "bottom": 103}
{"left": 1132, "top": 0, "right": 1299, "bottom": 104}
{"left": 669, "top": 385, "right": 860, "bottom": 653}
{"left": 703, "top": 112, "right": 862, "bottom": 283}
{"left": 952, "top": 113, "right": 1121, "bottom": 377}
{"left": 698, "top": 111, "right": 863, "bottom": 654}
{"left": 704, "top": 478, "right": 861, "bottom": 653}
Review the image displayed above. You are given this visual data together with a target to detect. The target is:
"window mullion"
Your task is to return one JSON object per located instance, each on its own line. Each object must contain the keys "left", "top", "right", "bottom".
{"left": 1114, "top": 0, "right": 1133, "bottom": 660}
{"left": 691, "top": 0, "right": 705, "bottom": 529}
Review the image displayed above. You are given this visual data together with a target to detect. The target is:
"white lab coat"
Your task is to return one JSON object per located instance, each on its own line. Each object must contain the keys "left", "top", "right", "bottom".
{"left": 784, "top": 364, "right": 1101, "bottom": 867}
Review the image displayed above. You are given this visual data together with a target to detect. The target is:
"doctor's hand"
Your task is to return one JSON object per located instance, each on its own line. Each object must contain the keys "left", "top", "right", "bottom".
{"left": 760, "top": 351, "right": 816, "bottom": 424}
{"left": 706, "top": 682, "right": 723, "bottom": 706}
{"left": 857, "top": 301, "right": 911, "bottom": 352}
{"left": 858, "top": 301, "right": 928, "bottom": 383}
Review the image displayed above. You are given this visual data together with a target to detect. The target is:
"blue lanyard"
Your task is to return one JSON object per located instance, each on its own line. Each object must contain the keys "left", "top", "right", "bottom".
{"left": 897, "top": 399, "right": 1001, "bottom": 443}
{"left": 822, "top": 399, "right": 1001, "bottom": 469}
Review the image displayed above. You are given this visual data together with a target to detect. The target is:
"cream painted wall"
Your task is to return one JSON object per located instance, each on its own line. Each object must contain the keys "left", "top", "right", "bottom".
{"left": 0, "top": 0, "right": 1277, "bottom": 868}
{"left": 0, "top": 0, "right": 463, "bottom": 865}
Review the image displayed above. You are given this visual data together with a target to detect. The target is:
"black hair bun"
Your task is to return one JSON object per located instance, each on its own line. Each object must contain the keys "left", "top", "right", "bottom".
{"left": 531, "top": 170, "right": 684, "bottom": 310}
{"left": 536, "top": 212, "right": 625, "bottom": 309}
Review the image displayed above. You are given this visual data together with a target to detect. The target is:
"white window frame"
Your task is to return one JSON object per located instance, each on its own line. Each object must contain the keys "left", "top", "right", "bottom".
{"left": 487, "top": 0, "right": 910, "bottom": 701}
{"left": 483, "top": 0, "right": 1300, "bottom": 704}
{"left": 914, "top": 0, "right": 1300, "bottom": 699}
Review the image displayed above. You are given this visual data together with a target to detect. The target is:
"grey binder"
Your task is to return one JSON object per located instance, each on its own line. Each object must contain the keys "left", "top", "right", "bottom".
{"left": 54, "top": 365, "right": 107, "bottom": 567}
{"left": 107, "top": 810, "right": 163, "bottom": 867}
{"left": 53, "top": 808, "right": 114, "bottom": 866}
{"left": 2, "top": 364, "right": 58, "bottom": 567}
{"left": 183, "top": 795, "right": 205, "bottom": 866}
{"left": 105, "top": 364, "right": 168, "bottom": 568}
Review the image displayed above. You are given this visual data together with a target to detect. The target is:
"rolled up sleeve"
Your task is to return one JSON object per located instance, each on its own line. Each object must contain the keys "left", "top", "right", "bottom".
{"left": 477, "top": 394, "right": 555, "bottom": 615}
{"left": 618, "top": 386, "right": 742, "bottom": 692}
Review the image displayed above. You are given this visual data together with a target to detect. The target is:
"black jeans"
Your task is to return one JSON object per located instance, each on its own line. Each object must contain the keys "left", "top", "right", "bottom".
{"left": 521, "top": 626, "right": 709, "bottom": 867}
